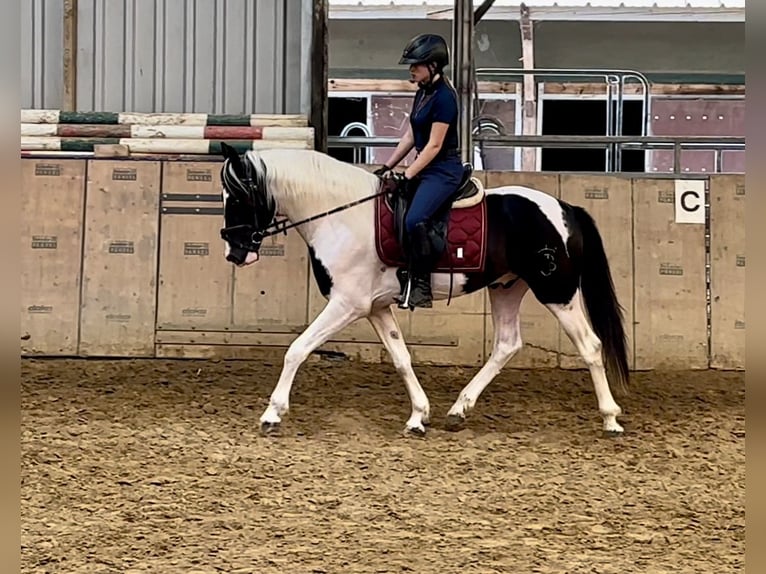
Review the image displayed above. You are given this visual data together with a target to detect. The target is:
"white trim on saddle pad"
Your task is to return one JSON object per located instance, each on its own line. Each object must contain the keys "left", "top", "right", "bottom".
{"left": 452, "top": 177, "right": 485, "bottom": 209}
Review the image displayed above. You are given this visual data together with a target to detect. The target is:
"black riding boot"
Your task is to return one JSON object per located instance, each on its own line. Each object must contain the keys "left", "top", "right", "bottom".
{"left": 396, "top": 222, "right": 435, "bottom": 310}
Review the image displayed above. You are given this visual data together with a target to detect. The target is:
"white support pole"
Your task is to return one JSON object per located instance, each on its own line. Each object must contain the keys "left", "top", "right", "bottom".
{"left": 520, "top": 3, "right": 537, "bottom": 171}
{"left": 453, "top": 0, "right": 474, "bottom": 164}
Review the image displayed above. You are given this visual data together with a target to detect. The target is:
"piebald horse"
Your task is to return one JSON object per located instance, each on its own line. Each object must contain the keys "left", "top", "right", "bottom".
{"left": 217, "top": 143, "right": 629, "bottom": 437}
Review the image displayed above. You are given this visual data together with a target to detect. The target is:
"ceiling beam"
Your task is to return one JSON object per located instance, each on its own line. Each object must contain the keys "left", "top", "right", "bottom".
{"left": 329, "top": 6, "right": 745, "bottom": 22}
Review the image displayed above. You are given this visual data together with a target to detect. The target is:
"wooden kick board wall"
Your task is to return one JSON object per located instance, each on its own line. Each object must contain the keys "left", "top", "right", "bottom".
{"left": 632, "top": 178, "right": 708, "bottom": 369}
{"left": 20, "top": 158, "right": 87, "bottom": 355}
{"left": 78, "top": 161, "right": 161, "bottom": 356}
{"left": 156, "top": 162, "right": 234, "bottom": 332}
{"left": 20, "top": 157, "right": 742, "bottom": 369}
{"left": 709, "top": 175, "right": 745, "bottom": 370}
{"left": 154, "top": 162, "right": 310, "bottom": 358}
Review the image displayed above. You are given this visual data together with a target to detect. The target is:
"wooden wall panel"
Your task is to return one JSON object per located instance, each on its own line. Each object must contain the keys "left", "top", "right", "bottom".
{"left": 156, "top": 162, "right": 234, "bottom": 331}
{"left": 633, "top": 178, "right": 708, "bottom": 369}
{"left": 402, "top": 290, "right": 487, "bottom": 366}
{"left": 79, "top": 160, "right": 161, "bottom": 356}
{"left": 20, "top": 159, "right": 86, "bottom": 355}
{"left": 231, "top": 230, "right": 310, "bottom": 331}
{"left": 558, "top": 174, "right": 635, "bottom": 371}
{"left": 709, "top": 175, "right": 745, "bottom": 369}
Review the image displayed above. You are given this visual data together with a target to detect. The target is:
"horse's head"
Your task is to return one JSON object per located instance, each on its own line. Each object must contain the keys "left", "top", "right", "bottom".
{"left": 218, "top": 142, "right": 277, "bottom": 267}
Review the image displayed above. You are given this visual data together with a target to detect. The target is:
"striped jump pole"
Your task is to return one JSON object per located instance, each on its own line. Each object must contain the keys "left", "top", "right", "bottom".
{"left": 21, "top": 123, "right": 314, "bottom": 142}
{"left": 20, "top": 137, "right": 314, "bottom": 154}
{"left": 21, "top": 109, "right": 308, "bottom": 127}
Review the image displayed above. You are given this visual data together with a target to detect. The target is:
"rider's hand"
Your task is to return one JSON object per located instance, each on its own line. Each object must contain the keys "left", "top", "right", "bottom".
{"left": 373, "top": 165, "right": 392, "bottom": 177}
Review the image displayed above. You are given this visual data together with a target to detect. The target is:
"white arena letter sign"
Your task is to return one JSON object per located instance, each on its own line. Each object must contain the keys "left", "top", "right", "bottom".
{"left": 674, "top": 179, "right": 705, "bottom": 224}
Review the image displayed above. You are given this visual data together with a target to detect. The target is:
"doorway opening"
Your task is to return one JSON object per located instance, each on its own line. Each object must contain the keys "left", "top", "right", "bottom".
{"left": 328, "top": 96, "right": 369, "bottom": 164}
{"left": 540, "top": 99, "right": 645, "bottom": 172}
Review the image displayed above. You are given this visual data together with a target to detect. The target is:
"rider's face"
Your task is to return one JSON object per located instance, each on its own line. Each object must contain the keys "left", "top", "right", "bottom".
{"left": 409, "top": 63, "right": 431, "bottom": 83}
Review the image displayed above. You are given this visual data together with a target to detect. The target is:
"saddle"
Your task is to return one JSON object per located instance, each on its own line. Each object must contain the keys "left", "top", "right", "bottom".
{"left": 374, "top": 162, "right": 488, "bottom": 285}
{"left": 381, "top": 162, "right": 485, "bottom": 252}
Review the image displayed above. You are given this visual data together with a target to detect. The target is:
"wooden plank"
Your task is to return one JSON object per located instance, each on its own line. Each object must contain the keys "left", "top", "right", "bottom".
{"left": 156, "top": 162, "right": 234, "bottom": 331}
{"left": 558, "top": 174, "right": 635, "bottom": 371}
{"left": 709, "top": 175, "right": 745, "bottom": 369}
{"left": 542, "top": 83, "right": 745, "bottom": 96}
{"left": 329, "top": 79, "right": 518, "bottom": 94}
{"left": 483, "top": 171, "right": 561, "bottom": 368}
{"left": 79, "top": 160, "right": 161, "bottom": 356}
{"left": 632, "top": 178, "right": 708, "bottom": 369}
{"left": 20, "top": 159, "right": 86, "bottom": 355}
{"left": 156, "top": 340, "right": 385, "bottom": 364}
{"left": 62, "top": 0, "right": 78, "bottom": 110}
{"left": 329, "top": 79, "right": 742, "bottom": 96}
{"left": 231, "top": 229, "right": 310, "bottom": 331}
{"left": 155, "top": 330, "right": 298, "bottom": 347}
{"left": 156, "top": 344, "right": 307, "bottom": 363}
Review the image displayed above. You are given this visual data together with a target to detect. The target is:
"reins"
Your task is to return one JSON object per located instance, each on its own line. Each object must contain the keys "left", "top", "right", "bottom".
{"left": 222, "top": 166, "right": 400, "bottom": 250}
{"left": 256, "top": 186, "right": 390, "bottom": 239}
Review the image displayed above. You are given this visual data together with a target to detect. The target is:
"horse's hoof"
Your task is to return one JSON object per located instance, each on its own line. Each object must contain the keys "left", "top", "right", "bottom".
{"left": 603, "top": 429, "right": 623, "bottom": 438}
{"left": 444, "top": 413, "right": 466, "bottom": 432}
{"left": 260, "top": 421, "right": 282, "bottom": 436}
{"left": 403, "top": 425, "right": 427, "bottom": 438}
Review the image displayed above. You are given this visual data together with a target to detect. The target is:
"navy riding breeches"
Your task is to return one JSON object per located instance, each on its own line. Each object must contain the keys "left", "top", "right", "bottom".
{"left": 404, "top": 155, "right": 463, "bottom": 234}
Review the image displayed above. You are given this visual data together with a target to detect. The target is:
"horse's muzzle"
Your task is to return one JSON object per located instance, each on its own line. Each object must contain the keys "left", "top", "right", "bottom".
{"left": 227, "top": 248, "right": 260, "bottom": 267}
{"left": 226, "top": 247, "right": 248, "bottom": 266}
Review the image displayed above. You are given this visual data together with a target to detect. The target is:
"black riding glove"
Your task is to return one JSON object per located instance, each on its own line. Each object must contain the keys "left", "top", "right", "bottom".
{"left": 373, "top": 165, "right": 392, "bottom": 177}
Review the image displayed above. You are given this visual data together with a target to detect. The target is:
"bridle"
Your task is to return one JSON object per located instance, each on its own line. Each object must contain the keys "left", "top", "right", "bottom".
{"left": 219, "top": 157, "right": 400, "bottom": 253}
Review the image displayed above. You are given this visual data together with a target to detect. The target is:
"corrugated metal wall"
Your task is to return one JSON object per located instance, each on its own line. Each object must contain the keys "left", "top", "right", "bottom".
{"left": 22, "top": 0, "right": 64, "bottom": 109}
{"left": 22, "top": 0, "right": 313, "bottom": 114}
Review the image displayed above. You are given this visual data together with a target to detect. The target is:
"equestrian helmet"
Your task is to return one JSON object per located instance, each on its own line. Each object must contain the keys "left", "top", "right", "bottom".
{"left": 398, "top": 34, "right": 449, "bottom": 69}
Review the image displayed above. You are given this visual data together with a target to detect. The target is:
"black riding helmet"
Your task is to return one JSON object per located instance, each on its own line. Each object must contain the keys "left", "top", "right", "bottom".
{"left": 399, "top": 33, "right": 450, "bottom": 71}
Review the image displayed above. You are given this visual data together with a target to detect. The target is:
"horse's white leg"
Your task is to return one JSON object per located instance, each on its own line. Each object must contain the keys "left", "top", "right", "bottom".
{"left": 546, "top": 289, "right": 623, "bottom": 434}
{"left": 260, "top": 297, "right": 363, "bottom": 433}
{"left": 445, "top": 280, "right": 527, "bottom": 429}
{"left": 367, "top": 306, "right": 430, "bottom": 436}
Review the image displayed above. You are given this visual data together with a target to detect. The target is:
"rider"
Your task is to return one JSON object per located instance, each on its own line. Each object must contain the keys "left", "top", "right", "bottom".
{"left": 374, "top": 33, "right": 463, "bottom": 310}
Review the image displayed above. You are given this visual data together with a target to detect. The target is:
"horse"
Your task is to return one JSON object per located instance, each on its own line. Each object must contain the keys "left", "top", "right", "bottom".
{"left": 217, "top": 142, "right": 629, "bottom": 438}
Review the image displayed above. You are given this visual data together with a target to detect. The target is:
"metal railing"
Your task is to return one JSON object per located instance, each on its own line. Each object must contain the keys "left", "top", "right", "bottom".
{"left": 473, "top": 67, "right": 653, "bottom": 171}
{"left": 327, "top": 134, "right": 745, "bottom": 174}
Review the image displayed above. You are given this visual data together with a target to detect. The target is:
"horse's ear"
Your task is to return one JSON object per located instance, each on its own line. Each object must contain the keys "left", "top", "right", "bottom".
{"left": 220, "top": 141, "right": 238, "bottom": 161}
{"left": 221, "top": 142, "right": 237, "bottom": 159}
{"left": 220, "top": 142, "right": 245, "bottom": 176}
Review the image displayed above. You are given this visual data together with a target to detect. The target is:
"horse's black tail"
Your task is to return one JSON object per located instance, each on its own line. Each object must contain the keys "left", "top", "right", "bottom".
{"left": 571, "top": 206, "right": 630, "bottom": 395}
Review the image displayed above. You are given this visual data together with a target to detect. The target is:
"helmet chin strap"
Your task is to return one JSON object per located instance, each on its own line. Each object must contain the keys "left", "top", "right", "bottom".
{"left": 417, "top": 63, "right": 440, "bottom": 90}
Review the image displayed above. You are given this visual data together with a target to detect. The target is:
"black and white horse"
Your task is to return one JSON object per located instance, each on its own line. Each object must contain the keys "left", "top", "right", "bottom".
{"left": 217, "top": 143, "right": 629, "bottom": 437}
